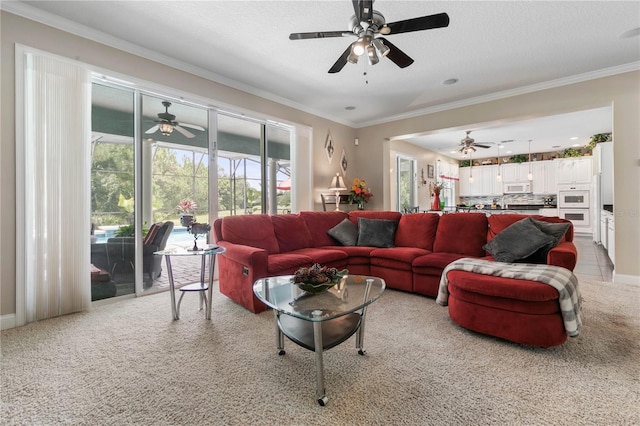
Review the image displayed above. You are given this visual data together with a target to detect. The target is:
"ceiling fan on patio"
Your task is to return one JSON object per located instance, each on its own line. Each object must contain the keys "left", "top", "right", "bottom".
{"left": 457, "top": 131, "right": 494, "bottom": 154}
{"left": 145, "top": 101, "right": 205, "bottom": 139}
{"left": 289, "top": 0, "right": 450, "bottom": 73}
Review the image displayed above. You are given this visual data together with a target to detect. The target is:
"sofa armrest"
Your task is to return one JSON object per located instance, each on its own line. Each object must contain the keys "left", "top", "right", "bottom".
{"left": 547, "top": 241, "right": 578, "bottom": 271}
{"left": 217, "top": 241, "right": 269, "bottom": 268}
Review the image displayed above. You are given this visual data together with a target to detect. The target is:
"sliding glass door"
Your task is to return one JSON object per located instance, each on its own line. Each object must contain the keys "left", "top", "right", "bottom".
{"left": 217, "top": 114, "right": 291, "bottom": 216}
{"left": 90, "top": 83, "right": 136, "bottom": 300}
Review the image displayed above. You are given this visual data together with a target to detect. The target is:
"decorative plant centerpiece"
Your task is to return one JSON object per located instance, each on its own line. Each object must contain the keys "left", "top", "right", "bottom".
{"left": 348, "top": 178, "right": 373, "bottom": 210}
{"left": 177, "top": 199, "right": 198, "bottom": 227}
{"left": 188, "top": 222, "right": 211, "bottom": 251}
{"left": 429, "top": 181, "right": 446, "bottom": 211}
{"left": 292, "top": 264, "right": 348, "bottom": 294}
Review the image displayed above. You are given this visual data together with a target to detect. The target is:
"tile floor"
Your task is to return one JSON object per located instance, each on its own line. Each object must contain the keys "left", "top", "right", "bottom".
{"left": 573, "top": 234, "right": 614, "bottom": 282}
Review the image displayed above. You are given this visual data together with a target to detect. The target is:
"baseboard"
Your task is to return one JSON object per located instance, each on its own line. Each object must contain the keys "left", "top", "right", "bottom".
{"left": 1, "top": 313, "right": 16, "bottom": 330}
{"left": 613, "top": 273, "right": 640, "bottom": 286}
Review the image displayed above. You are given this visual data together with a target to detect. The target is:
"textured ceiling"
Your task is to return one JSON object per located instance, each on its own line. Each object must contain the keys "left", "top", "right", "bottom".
{"left": 6, "top": 0, "right": 640, "bottom": 157}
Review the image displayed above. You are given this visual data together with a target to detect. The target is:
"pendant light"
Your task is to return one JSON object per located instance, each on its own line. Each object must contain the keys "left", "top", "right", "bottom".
{"left": 496, "top": 144, "right": 502, "bottom": 182}
{"left": 527, "top": 139, "right": 533, "bottom": 181}
{"left": 468, "top": 151, "right": 474, "bottom": 183}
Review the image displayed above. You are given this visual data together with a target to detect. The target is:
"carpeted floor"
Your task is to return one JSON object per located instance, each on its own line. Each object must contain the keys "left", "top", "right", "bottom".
{"left": 1, "top": 278, "right": 639, "bottom": 425}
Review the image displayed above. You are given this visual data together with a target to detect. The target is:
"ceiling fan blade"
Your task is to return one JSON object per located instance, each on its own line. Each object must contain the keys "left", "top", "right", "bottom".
{"left": 378, "top": 38, "right": 414, "bottom": 68}
{"left": 174, "top": 125, "right": 195, "bottom": 138}
{"left": 474, "top": 144, "right": 493, "bottom": 149}
{"left": 328, "top": 43, "right": 354, "bottom": 74}
{"left": 386, "top": 12, "right": 450, "bottom": 35}
{"left": 289, "top": 31, "right": 352, "bottom": 40}
{"left": 178, "top": 122, "right": 205, "bottom": 132}
{"left": 145, "top": 124, "right": 159, "bottom": 134}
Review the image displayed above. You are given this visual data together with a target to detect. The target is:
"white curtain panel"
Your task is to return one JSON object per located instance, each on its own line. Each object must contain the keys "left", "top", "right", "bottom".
{"left": 22, "top": 53, "right": 92, "bottom": 322}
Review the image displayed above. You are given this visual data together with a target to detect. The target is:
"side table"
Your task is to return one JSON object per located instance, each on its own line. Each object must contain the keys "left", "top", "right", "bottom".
{"left": 154, "top": 245, "right": 226, "bottom": 320}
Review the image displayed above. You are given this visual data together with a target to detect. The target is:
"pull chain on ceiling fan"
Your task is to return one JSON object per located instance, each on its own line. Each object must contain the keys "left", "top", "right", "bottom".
{"left": 289, "top": 0, "right": 450, "bottom": 73}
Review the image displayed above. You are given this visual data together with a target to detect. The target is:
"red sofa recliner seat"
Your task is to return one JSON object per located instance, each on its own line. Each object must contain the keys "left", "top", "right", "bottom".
{"left": 213, "top": 211, "right": 577, "bottom": 341}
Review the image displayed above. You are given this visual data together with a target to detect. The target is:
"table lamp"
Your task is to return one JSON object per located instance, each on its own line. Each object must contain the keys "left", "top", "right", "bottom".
{"left": 328, "top": 173, "right": 347, "bottom": 211}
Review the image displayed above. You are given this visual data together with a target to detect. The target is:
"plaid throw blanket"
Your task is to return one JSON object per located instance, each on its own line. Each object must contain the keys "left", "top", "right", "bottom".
{"left": 436, "top": 258, "right": 582, "bottom": 337}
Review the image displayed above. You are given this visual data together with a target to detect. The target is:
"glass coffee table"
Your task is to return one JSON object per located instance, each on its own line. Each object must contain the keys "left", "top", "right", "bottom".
{"left": 253, "top": 274, "right": 385, "bottom": 406}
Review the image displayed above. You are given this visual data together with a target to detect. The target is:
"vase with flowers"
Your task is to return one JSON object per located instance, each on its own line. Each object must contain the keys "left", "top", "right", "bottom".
{"left": 348, "top": 178, "right": 373, "bottom": 210}
{"left": 176, "top": 199, "right": 198, "bottom": 227}
{"left": 429, "top": 181, "right": 446, "bottom": 211}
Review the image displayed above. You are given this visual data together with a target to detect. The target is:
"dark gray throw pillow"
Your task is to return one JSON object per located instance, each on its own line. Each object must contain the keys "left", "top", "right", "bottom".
{"left": 519, "top": 218, "right": 572, "bottom": 263}
{"left": 483, "top": 217, "right": 556, "bottom": 263}
{"left": 326, "top": 218, "right": 359, "bottom": 246}
{"left": 356, "top": 218, "right": 398, "bottom": 248}
{"left": 530, "top": 218, "right": 571, "bottom": 245}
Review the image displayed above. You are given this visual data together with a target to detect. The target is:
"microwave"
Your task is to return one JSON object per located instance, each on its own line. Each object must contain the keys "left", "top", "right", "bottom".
{"left": 503, "top": 182, "right": 531, "bottom": 194}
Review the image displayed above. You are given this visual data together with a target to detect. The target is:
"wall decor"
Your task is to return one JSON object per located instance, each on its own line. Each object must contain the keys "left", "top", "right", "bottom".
{"left": 325, "top": 131, "right": 334, "bottom": 163}
{"left": 340, "top": 148, "right": 348, "bottom": 176}
{"left": 427, "top": 164, "right": 435, "bottom": 179}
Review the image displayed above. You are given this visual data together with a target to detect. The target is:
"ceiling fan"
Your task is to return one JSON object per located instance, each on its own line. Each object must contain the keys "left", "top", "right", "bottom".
{"left": 289, "top": 0, "right": 450, "bottom": 73}
{"left": 458, "top": 131, "right": 494, "bottom": 154}
{"left": 145, "top": 101, "right": 205, "bottom": 139}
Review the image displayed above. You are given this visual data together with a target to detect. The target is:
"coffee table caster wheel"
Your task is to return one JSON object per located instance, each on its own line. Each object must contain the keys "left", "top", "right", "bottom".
{"left": 358, "top": 349, "right": 366, "bottom": 355}
{"left": 278, "top": 349, "right": 286, "bottom": 355}
{"left": 317, "top": 396, "right": 328, "bottom": 406}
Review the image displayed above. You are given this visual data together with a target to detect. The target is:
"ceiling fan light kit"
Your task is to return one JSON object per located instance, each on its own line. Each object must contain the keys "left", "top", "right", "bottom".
{"left": 289, "top": 0, "right": 449, "bottom": 73}
{"left": 145, "top": 101, "right": 205, "bottom": 139}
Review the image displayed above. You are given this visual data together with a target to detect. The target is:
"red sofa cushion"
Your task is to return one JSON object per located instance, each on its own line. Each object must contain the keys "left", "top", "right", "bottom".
{"left": 220, "top": 214, "right": 280, "bottom": 254}
{"left": 300, "top": 211, "right": 348, "bottom": 247}
{"left": 272, "top": 214, "right": 313, "bottom": 252}
{"left": 267, "top": 252, "right": 312, "bottom": 274}
{"left": 433, "top": 213, "right": 488, "bottom": 256}
{"left": 395, "top": 213, "right": 440, "bottom": 249}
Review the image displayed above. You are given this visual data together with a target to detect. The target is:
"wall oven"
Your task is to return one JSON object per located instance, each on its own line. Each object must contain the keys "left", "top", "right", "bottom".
{"left": 558, "top": 190, "right": 590, "bottom": 208}
{"left": 559, "top": 209, "right": 590, "bottom": 228}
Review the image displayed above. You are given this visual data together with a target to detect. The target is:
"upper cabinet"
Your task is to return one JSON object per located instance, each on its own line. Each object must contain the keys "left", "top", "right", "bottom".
{"left": 530, "top": 160, "right": 556, "bottom": 194}
{"left": 555, "top": 157, "right": 593, "bottom": 185}
{"left": 459, "top": 165, "right": 502, "bottom": 196}
{"left": 500, "top": 163, "right": 529, "bottom": 182}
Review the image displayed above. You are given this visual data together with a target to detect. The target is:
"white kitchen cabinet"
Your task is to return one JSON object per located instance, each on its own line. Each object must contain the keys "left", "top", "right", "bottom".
{"left": 594, "top": 142, "right": 613, "bottom": 204}
{"left": 459, "top": 167, "right": 471, "bottom": 196}
{"left": 459, "top": 165, "right": 501, "bottom": 196}
{"left": 600, "top": 212, "right": 609, "bottom": 249}
{"left": 501, "top": 163, "right": 529, "bottom": 182}
{"left": 530, "top": 160, "right": 556, "bottom": 194}
{"left": 607, "top": 214, "right": 615, "bottom": 265}
{"left": 538, "top": 208, "right": 558, "bottom": 217}
{"left": 555, "top": 157, "right": 593, "bottom": 185}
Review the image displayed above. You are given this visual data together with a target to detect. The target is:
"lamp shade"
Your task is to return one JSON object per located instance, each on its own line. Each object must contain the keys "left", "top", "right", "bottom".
{"left": 328, "top": 173, "right": 347, "bottom": 190}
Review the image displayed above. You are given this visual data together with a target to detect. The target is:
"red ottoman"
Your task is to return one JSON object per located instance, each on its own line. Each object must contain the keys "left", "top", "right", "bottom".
{"left": 445, "top": 270, "right": 567, "bottom": 347}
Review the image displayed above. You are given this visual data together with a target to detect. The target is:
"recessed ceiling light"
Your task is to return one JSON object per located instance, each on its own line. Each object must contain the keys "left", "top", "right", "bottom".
{"left": 498, "top": 145, "right": 504, "bottom": 148}
{"left": 450, "top": 151, "right": 457, "bottom": 154}
{"left": 442, "top": 78, "right": 458, "bottom": 85}
{"left": 552, "top": 145, "right": 561, "bottom": 148}
{"left": 570, "top": 137, "right": 579, "bottom": 140}
{"left": 572, "top": 143, "right": 581, "bottom": 147}
{"left": 345, "top": 106, "right": 356, "bottom": 110}
{"left": 619, "top": 27, "right": 640, "bottom": 39}
{"left": 506, "top": 151, "right": 512, "bottom": 154}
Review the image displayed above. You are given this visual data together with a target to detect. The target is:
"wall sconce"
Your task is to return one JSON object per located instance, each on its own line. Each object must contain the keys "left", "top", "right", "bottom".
{"left": 328, "top": 173, "right": 347, "bottom": 211}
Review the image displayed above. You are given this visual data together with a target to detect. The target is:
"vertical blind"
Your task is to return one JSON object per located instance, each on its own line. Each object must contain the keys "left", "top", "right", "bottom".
{"left": 22, "top": 52, "right": 92, "bottom": 322}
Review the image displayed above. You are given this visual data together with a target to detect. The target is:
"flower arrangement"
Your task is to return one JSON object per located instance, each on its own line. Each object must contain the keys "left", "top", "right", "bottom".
{"left": 292, "top": 264, "right": 348, "bottom": 294}
{"left": 176, "top": 199, "right": 198, "bottom": 214}
{"left": 349, "top": 178, "right": 373, "bottom": 205}
{"left": 429, "top": 181, "right": 446, "bottom": 195}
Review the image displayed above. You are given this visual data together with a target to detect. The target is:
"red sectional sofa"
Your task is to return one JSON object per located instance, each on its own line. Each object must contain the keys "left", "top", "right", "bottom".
{"left": 212, "top": 211, "right": 578, "bottom": 319}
